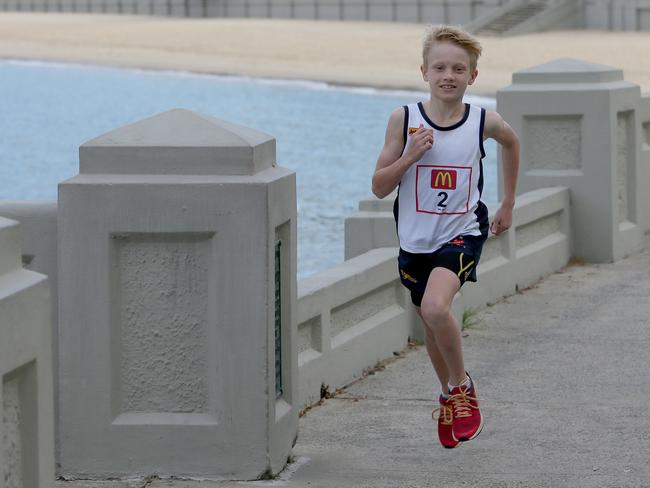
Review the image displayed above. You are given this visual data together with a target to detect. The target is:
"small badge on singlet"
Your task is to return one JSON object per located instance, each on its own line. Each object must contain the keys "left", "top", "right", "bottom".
{"left": 408, "top": 127, "right": 419, "bottom": 135}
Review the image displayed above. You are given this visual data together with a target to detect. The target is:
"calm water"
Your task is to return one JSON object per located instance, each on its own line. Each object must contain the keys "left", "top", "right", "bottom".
{"left": 0, "top": 60, "right": 496, "bottom": 278}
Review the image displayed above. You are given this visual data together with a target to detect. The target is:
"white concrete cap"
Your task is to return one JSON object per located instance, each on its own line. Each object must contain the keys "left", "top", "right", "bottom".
{"left": 79, "top": 109, "right": 276, "bottom": 175}
{"left": 512, "top": 58, "right": 624, "bottom": 84}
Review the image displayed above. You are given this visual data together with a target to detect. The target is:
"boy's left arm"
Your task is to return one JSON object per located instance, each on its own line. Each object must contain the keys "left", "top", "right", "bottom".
{"left": 484, "top": 111, "right": 520, "bottom": 236}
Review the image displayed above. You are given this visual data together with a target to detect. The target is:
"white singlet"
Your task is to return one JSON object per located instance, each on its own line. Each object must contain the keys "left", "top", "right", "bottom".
{"left": 395, "top": 102, "right": 489, "bottom": 254}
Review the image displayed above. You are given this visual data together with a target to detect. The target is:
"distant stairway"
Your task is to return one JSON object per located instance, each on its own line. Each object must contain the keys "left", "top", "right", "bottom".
{"left": 476, "top": 1, "right": 549, "bottom": 36}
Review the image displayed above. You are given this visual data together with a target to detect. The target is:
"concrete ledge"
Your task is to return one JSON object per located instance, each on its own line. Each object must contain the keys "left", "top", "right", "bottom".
{"left": 297, "top": 247, "right": 414, "bottom": 408}
{"left": 461, "top": 187, "right": 571, "bottom": 311}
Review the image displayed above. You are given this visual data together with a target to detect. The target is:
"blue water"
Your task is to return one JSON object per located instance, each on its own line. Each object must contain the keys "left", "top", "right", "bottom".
{"left": 0, "top": 60, "right": 496, "bottom": 278}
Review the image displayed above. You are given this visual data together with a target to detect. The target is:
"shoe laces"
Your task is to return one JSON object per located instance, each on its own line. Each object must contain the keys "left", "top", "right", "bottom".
{"left": 432, "top": 403, "right": 453, "bottom": 425}
{"left": 450, "top": 387, "right": 478, "bottom": 419}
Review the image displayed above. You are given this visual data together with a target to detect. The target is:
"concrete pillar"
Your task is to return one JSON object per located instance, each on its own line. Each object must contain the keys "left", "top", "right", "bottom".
{"left": 57, "top": 109, "right": 298, "bottom": 479}
{"left": 498, "top": 58, "right": 645, "bottom": 262}
{"left": 344, "top": 192, "right": 398, "bottom": 260}
{"left": 0, "top": 217, "right": 54, "bottom": 488}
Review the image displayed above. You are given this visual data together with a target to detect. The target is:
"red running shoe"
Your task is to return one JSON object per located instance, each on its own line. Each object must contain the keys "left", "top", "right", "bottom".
{"left": 449, "top": 374, "right": 483, "bottom": 442}
{"left": 432, "top": 395, "right": 460, "bottom": 449}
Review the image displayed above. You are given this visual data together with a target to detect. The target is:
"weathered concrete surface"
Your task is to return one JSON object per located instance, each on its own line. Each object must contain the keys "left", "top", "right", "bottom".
{"left": 54, "top": 240, "right": 650, "bottom": 487}
{"left": 57, "top": 110, "right": 297, "bottom": 479}
{"left": 499, "top": 58, "right": 645, "bottom": 263}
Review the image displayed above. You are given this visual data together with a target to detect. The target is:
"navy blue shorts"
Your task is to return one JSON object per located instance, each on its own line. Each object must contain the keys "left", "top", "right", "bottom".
{"left": 398, "top": 234, "right": 486, "bottom": 307}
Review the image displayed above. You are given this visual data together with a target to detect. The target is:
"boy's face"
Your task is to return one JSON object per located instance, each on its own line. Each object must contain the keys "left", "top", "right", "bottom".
{"left": 421, "top": 41, "right": 478, "bottom": 101}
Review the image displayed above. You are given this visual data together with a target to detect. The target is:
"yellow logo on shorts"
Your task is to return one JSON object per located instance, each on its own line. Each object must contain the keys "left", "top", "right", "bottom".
{"left": 400, "top": 270, "right": 418, "bottom": 283}
{"left": 457, "top": 253, "right": 475, "bottom": 280}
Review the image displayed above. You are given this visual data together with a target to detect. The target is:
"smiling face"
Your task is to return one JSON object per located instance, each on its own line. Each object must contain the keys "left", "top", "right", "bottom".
{"left": 421, "top": 41, "right": 478, "bottom": 102}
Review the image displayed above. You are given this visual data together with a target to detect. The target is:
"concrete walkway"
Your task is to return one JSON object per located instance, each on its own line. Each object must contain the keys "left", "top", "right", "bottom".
{"left": 59, "top": 244, "right": 650, "bottom": 488}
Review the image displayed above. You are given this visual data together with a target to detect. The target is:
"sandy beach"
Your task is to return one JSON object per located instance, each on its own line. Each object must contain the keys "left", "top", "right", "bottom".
{"left": 2, "top": 13, "right": 650, "bottom": 95}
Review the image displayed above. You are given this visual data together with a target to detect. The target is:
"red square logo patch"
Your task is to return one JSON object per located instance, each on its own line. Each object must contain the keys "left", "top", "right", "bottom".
{"left": 431, "top": 169, "right": 457, "bottom": 190}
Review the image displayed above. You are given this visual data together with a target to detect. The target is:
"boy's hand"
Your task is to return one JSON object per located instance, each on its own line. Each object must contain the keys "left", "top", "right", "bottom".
{"left": 404, "top": 124, "right": 434, "bottom": 164}
{"left": 490, "top": 203, "right": 513, "bottom": 236}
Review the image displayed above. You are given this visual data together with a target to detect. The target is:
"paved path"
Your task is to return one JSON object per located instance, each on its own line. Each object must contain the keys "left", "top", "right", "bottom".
{"left": 276, "top": 245, "right": 650, "bottom": 487}
{"left": 59, "top": 245, "right": 650, "bottom": 488}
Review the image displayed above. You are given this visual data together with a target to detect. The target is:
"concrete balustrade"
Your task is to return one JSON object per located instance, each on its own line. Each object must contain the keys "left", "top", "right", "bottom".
{"left": 0, "top": 188, "right": 572, "bottom": 415}
{"left": 498, "top": 58, "right": 646, "bottom": 262}
{"left": 300, "top": 184, "right": 571, "bottom": 408}
{"left": 459, "top": 187, "right": 571, "bottom": 310}
{"left": 0, "top": 217, "right": 53, "bottom": 488}
{"left": 297, "top": 247, "right": 417, "bottom": 408}
{"left": 343, "top": 187, "right": 571, "bottom": 342}
{"left": 57, "top": 109, "right": 298, "bottom": 479}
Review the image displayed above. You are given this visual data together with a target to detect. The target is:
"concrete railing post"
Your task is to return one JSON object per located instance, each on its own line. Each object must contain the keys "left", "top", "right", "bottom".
{"left": 57, "top": 109, "right": 298, "bottom": 479}
{"left": 0, "top": 217, "right": 53, "bottom": 488}
{"left": 344, "top": 192, "right": 398, "bottom": 260}
{"left": 498, "top": 58, "right": 645, "bottom": 262}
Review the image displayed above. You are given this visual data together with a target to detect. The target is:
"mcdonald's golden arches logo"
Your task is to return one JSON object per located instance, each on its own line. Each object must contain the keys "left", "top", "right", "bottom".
{"left": 431, "top": 169, "right": 457, "bottom": 190}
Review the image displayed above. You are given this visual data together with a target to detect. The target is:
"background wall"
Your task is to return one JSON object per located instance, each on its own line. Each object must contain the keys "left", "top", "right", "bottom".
{"left": 0, "top": 0, "right": 512, "bottom": 23}
{"left": 4, "top": 0, "right": 650, "bottom": 32}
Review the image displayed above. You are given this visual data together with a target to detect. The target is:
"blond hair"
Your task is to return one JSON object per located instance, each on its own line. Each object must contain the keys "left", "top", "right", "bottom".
{"left": 422, "top": 25, "right": 482, "bottom": 71}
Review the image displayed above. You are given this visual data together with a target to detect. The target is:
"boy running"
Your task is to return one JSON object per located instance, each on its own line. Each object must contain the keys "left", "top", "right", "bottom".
{"left": 371, "top": 25, "right": 520, "bottom": 448}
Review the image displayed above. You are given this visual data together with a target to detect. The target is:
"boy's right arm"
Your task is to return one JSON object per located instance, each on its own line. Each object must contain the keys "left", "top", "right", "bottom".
{"left": 371, "top": 108, "right": 433, "bottom": 199}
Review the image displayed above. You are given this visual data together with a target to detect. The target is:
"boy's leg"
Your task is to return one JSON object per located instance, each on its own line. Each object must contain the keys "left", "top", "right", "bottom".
{"left": 419, "top": 265, "right": 483, "bottom": 442}
{"left": 417, "top": 306, "right": 460, "bottom": 449}
{"left": 417, "top": 269, "right": 465, "bottom": 449}
{"left": 420, "top": 266, "right": 483, "bottom": 442}
{"left": 419, "top": 267, "right": 466, "bottom": 386}
{"left": 416, "top": 307, "right": 450, "bottom": 393}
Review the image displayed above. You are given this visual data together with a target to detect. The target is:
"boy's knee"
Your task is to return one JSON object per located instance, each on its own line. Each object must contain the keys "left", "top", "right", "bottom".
{"left": 420, "top": 298, "right": 451, "bottom": 327}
